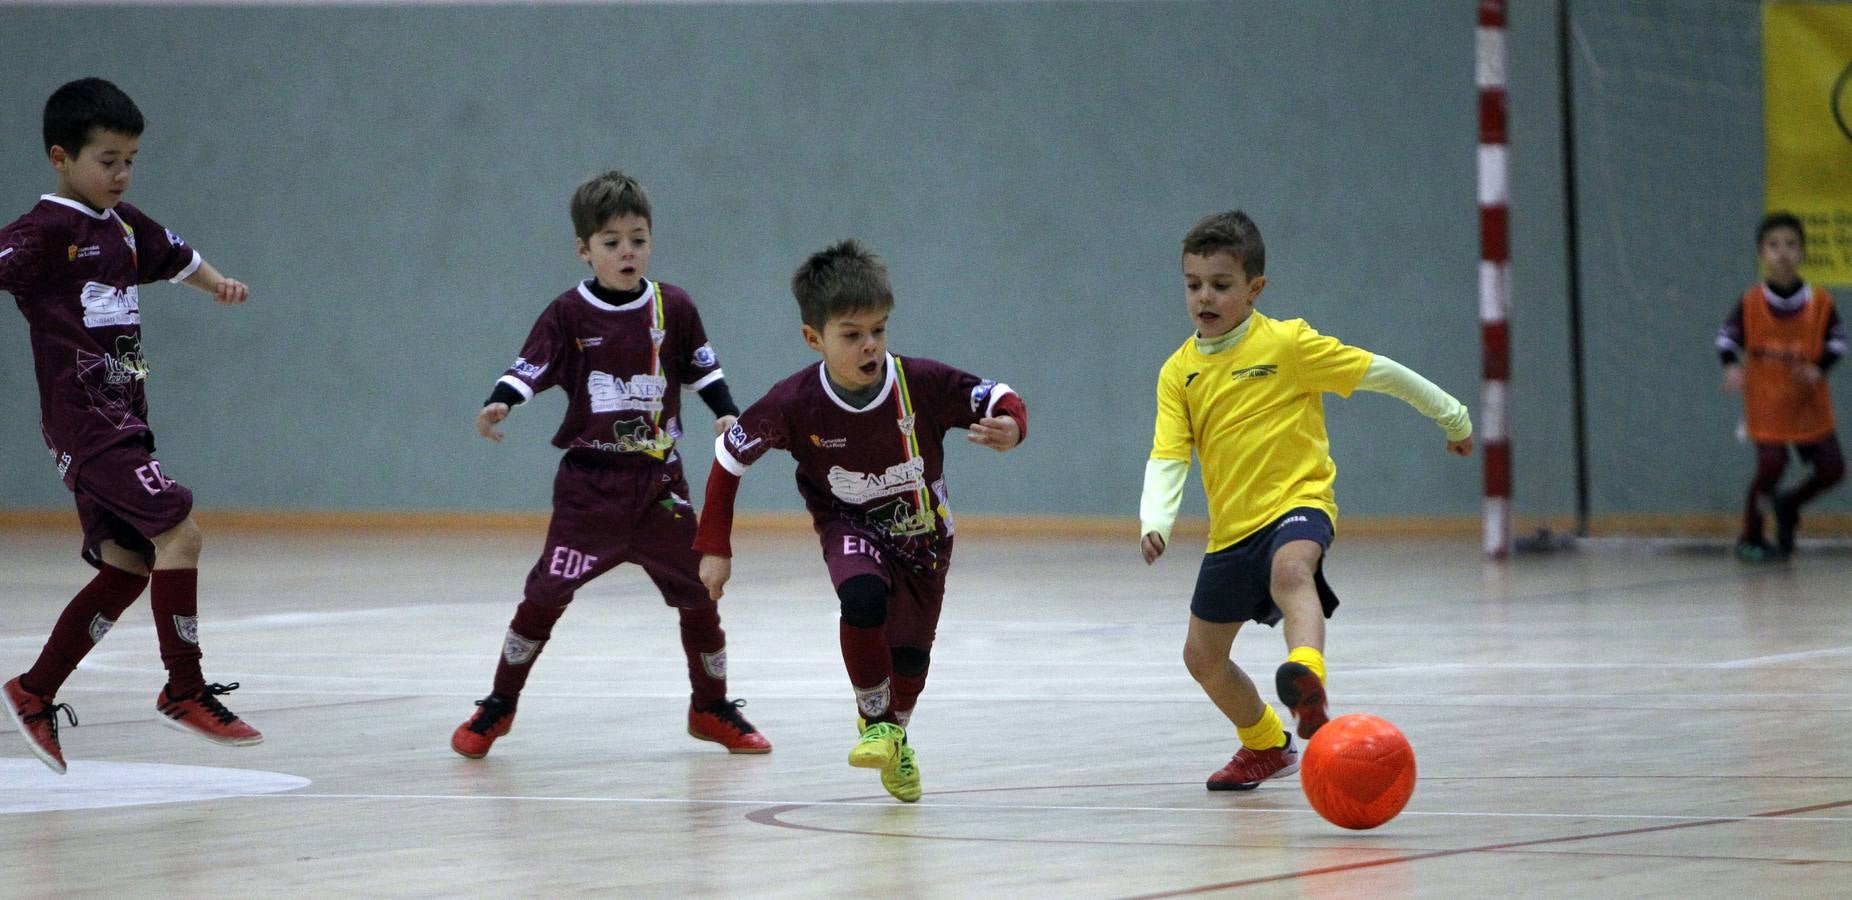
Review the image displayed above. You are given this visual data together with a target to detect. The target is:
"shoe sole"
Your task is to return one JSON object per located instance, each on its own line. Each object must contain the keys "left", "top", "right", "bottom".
{"left": 687, "top": 727, "right": 772, "bottom": 754}
{"left": 156, "top": 713, "right": 263, "bottom": 746}
{"left": 1276, "top": 664, "right": 1329, "bottom": 740}
{"left": 2, "top": 689, "right": 66, "bottom": 774}
{"left": 451, "top": 738, "right": 490, "bottom": 759}
{"left": 1207, "top": 760, "right": 1301, "bottom": 792}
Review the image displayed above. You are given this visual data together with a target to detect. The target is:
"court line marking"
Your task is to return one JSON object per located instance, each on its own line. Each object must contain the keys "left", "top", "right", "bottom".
{"left": 1714, "top": 645, "right": 1852, "bottom": 668}
{"left": 1124, "top": 797, "right": 1852, "bottom": 897}
{"left": 248, "top": 790, "right": 1852, "bottom": 824}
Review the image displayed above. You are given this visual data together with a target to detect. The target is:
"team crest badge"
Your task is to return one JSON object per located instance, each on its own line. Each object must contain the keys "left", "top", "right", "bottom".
{"left": 172, "top": 614, "right": 199, "bottom": 646}
{"left": 701, "top": 649, "right": 728, "bottom": 680}
{"left": 898, "top": 414, "right": 916, "bottom": 436}
{"left": 649, "top": 327, "right": 666, "bottom": 347}
{"left": 502, "top": 629, "right": 540, "bottom": 665}
{"left": 88, "top": 613, "right": 116, "bottom": 643}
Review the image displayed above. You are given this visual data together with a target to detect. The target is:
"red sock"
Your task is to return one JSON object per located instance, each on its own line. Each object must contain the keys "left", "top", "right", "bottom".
{"left": 20, "top": 565, "right": 149, "bottom": 697}
{"left": 840, "top": 621, "right": 894, "bottom": 723}
{"left": 150, "top": 569, "right": 204, "bottom": 697}
{"left": 678, "top": 604, "right": 728, "bottom": 708}
{"left": 892, "top": 671, "right": 927, "bottom": 727}
{"left": 491, "top": 599, "right": 567, "bottom": 701}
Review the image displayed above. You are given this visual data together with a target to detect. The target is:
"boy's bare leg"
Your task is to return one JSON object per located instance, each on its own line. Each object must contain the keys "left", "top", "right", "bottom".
{"left": 96, "top": 539, "right": 151, "bottom": 577}
{"left": 1271, "top": 539, "right": 1330, "bottom": 738}
{"left": 1183, "top": 616, "right": 1264, "bottom": 728}
{"left": 149, "top": 517, "right": 202, "bottom": 570}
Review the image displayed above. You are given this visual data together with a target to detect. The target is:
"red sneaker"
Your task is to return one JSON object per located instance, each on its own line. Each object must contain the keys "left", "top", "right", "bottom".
{"left": 688, "top": 699, "right": 771, "bottom": 754}
{"left": 156, "top": 682, "right": 264, "bottom": 746}
{"left": 451, "top": 694, "right": 516, "bottom": 759}
{"left": 4, "top": 676, "right": 77, "bottom": 774}
{"left": 1275, "top": 662, "right": 1329, "bottom": 739}
{"left": 1206, "top": 735, "right": 1299, "bottom": 791}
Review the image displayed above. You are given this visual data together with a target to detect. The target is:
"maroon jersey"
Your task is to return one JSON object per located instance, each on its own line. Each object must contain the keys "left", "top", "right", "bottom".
{"left": 716, "top": 353, "right": 1018, "bottom": 570}
{"left": 498, "top": 279, "right": 723, "bottom": 459}
{"left": 0, "top": 195, "right": 202, "bottom": 484}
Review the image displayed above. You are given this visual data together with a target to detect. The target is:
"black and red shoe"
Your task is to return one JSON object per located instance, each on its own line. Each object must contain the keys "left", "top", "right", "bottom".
{"left": 157, "top": 682, "right": 264, "bottom": 746}
{"left": 1275, "top": 662, "right": 1329, "bottom": 739}
{"left": 451, "top": 694, "right": 516, "bottom": 759}
{"left": 1206, "top": 735, "right": 1299, "bottom": 791}
{"left": 688, "top": 699, "right": 771, "bottom": 754}
{"left": 4, "top": 676, "right": 77, "bottom": 774}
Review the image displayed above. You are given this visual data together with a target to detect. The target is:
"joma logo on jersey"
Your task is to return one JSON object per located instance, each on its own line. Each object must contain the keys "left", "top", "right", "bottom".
{"left": 1231, "top": 364, "right": 1279, "bottom": 381}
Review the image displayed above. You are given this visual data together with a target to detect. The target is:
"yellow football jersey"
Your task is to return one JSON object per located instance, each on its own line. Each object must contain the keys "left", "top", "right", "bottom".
{"left": 1150, "top": 313, "right": 1374, "bottom": 552}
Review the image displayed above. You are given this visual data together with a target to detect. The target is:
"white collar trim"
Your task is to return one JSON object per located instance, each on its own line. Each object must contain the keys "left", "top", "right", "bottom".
{"left": 40, "top": 193, "right": 112, "bottom": 221}
{"left": 576, "top": 279, "right": 655, "bottom": 312}
{"left": 818, "top": 352, "right": 897, "bottom": 413}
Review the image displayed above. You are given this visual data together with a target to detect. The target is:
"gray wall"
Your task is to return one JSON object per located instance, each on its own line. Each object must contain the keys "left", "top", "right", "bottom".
{"left": 0, "top": 0, "right": 1836, "bottom": 522}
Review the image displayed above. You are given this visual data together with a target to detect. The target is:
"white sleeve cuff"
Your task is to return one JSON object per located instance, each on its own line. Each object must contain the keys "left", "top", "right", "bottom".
{"left": 688, "top": 369, "right": 725, "bottom": 391}
{"left": 497, "top": 374, "right": 535, "bottom": 402}
{"left": 713, "top": 434, "right": 748, "bottom": 476}
{"left": 167, "top": 250, "right": 203, "bottom": 284}
{"left": 984, "top": 384, "right": 1016, "bottom": 417}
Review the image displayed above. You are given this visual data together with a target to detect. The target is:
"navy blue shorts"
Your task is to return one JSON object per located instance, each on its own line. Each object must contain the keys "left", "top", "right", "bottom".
{"left": 1190, "top": 507, "right": 1340, "bottom": 626}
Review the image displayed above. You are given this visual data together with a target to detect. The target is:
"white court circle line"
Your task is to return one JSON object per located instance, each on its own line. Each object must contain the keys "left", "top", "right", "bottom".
{"left": 0, "top": 759, "right": 310, "bottom": 815}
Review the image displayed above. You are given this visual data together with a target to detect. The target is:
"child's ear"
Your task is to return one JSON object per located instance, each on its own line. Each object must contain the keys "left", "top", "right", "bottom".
{"left": 574, "top": 238, "right": 592, "bottom": 264}
{"left": 47, "top": 145, "right": 70, "bottom": 172}
{"left": 801, "top": 324, "right": 825, "bottom": 352}
{"left": 1248, "top": 275, "right": 1268, "bottom": 302}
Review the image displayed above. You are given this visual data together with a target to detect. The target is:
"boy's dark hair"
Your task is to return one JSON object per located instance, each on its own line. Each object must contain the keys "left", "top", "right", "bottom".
{"left": 792, "top": 240, "right": 895, "bottom": 330}
{"left": 1182, "top": 210, "right": 1266, "bottom": 278}
{"left": 1757, "top": 211, "right": 1805, "bottom": 248}
{"left": 570, "top": 170, "right": 651, "bottom": 240}
{"left": 43, "top": 78, "right": 144, "bottom": 158}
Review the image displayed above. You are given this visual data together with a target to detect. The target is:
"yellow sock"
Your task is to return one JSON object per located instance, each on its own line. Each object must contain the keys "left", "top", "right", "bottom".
{"left": 1236, "top": 705, "right": 1287, "bottom": 750}
{"left": 1287, "top": 646, "right": 1326, "bottom": 685}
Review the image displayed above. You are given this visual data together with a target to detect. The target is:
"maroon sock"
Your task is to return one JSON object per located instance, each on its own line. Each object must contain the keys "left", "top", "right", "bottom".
{"left": 678, "top": 604, "right": 728, "bottom": 708}
{"left": 150, "top": 568, "right": 204, "bottom": 697}
{"left": 840, "top": 621, "right": 895, "bottom": 724}
{"left": 491, "top": 599, "right": 568, "bottom": 701}
{"left": 20, "top": 565, "right": 149, "bottom": 697}
{"left": 892, "top": 671, "right": 927, "bottom": 727}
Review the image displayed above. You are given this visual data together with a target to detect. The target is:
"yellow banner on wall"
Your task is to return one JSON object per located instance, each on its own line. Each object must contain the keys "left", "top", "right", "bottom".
{"left": 1765, "top": 2, "right": 1852, "bottom": 284}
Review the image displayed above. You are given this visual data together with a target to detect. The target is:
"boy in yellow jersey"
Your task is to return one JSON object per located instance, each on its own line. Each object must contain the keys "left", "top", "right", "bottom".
{"left": 1139, "top": 211, "right": 1474, "bottom": 791}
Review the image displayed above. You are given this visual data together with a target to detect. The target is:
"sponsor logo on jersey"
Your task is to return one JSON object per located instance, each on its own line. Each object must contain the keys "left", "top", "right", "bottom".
{"left": 693, "top": 344, "right": 717, "bottom": 368}
{"left": 68, "top": 244, "right": 101, "bottom": 261}
{"left": 511, "top": 357, "right": 547, "bottom": 380}
{"left": 1231, "top": 364, "right": 1278, "bottom": 381}
{"left": 726, "top": 422, "right": 763, "bottom": 455}
{"left": 827, "top": 456, "right": 927, "bottom": 505}
{"left": 164, "top": 228, "right": 185, "bottom": 248}
{"left": 79, "top": 281, "right": 140, "bottom": 328}
{"left": 576, "top": 336, "right": 604, "bottom": 349}
{"left": 810, "top": 434, "right": 848, "bottom": 449}
{"left": 588, "top": 371, "right": 667, "bottom": 414}
{"left": 571, "top": 418, "right": 674, "bottom": 454}
{"left": 1185, "top": 372, "right": 1200, "bottom": 387}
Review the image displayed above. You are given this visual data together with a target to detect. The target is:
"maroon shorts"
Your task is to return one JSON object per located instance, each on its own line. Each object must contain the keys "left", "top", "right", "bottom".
{"left": 818, "top": 520, "right": 949, "bottom": 650}
{"left": 70, "top": 438, "right": 194, "bottom": 568}
{"left": 523, "top": 452, "right": 709, "bottom": 608}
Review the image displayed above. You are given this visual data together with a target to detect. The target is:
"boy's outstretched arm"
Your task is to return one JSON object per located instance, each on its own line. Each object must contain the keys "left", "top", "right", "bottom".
{"left": 967, "top": 392, "right": 1028, "bottom": 451}
{"left": 180, "top": 261, "right": 248, "bottom": 305}
{"left": 693, "top": 452, "right": 744, "bottom": 600}
{"left": 1139, "top": 458, "right": 1188, "bottom": 564}
{"left": 1356, "top": 355, "right": 1475, "bottom": 455}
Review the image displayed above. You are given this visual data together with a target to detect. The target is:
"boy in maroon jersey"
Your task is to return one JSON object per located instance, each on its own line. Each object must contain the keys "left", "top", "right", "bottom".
{"left": 451, "top": 170, "right": 770, "bottom": 758}
{"left": 694, "top": 240, "right": 1027, "bottom": 802}
{"left": 1, "top": 78, "right": 262, "bottom": 773}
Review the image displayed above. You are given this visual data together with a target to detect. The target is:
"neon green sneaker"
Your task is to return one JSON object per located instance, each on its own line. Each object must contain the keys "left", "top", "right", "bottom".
{"left": 848, "top": 721, "right": 905, "bottom": 769}
{"left": 881, "top": 744, "right": 922, "bottom": 802}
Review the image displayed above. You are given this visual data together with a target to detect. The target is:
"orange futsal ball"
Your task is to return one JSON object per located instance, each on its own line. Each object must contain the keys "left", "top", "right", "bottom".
{"left": 1300, "top": 714, "right": 1417, "bottom": 830}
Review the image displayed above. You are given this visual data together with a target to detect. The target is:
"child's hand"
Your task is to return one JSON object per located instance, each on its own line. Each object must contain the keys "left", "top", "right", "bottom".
{"left": 967, "top": 415, "right": 1021, "bottom": 451}
{"left": 1141, "top": 531, "right": 1166, "bottom": 565}
{"left": 714, "top": 414, "right": 738, "bottom": 436}
{"left": 477, "top": 403, "right": 510, "bottom": 443}
{"left": 212, "top": 278, "right": 249, "bottom": 305}
{"left": 1723, "top": 363, "right": 1745, "bottom": 394}
{"left": 699, "top": 554, "right": 732, "bottom": 600}
{"left": 1447, "top": 437, "right": 1473, "bottom": 456}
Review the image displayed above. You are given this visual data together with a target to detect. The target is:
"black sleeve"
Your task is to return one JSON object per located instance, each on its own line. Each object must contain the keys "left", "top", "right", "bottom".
{"left": 698, "top": 380, "right": 740, "bottom": 419}
{"left": 1718, "top": 302, "right": 1745, "bottom": 366}
{"left": 485, "top": 381, "right": 527, "bottom": 408}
